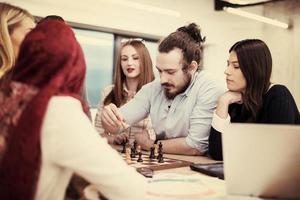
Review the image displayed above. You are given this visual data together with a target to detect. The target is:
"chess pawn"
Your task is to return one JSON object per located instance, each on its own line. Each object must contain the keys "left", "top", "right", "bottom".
{"left": 137, "top": 152, "right": 143, "bottom": 162}
{"left": 149, "top": 147, "right": 155, "bottom": 159}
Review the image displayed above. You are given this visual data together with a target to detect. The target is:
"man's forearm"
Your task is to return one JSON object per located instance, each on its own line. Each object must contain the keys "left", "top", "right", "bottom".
{"left": 159, "top": 137, "right": 203, "bottom": 156}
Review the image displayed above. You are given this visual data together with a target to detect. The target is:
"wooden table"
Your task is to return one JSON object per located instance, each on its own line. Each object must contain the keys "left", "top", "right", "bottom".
{"left": 83, "top": 145, "right": 266, "bottom": 200}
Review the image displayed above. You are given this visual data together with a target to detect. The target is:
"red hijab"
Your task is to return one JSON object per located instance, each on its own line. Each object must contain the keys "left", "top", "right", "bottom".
{"left": 0, "top": 20, "right": 88, "bottom": 199}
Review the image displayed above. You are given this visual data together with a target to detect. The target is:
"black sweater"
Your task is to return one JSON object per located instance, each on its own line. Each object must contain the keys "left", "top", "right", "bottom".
{"left": 208, "top": 85, "right": 300, "bottom": 160}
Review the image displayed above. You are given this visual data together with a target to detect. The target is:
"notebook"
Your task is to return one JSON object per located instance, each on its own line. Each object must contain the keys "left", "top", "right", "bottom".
{"left": 222, "top": 123, "right": 300, "bottom": 199}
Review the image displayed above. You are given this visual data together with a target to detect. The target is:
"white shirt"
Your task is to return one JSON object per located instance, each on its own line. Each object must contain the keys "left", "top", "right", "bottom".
{"left": 35, "top": 96, "right": 147, "bottom": 200}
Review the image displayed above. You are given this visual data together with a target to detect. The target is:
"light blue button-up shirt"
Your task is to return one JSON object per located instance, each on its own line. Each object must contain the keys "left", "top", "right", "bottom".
{"left": 120, "top": 70, "right": 224, "bottom": 152}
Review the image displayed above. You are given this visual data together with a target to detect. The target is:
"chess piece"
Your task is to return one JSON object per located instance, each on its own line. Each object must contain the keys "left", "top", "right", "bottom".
{"left": 157, "top": 153, "right": 162, "bottom": 161}
{"left": 154, "top": 144, "right": 158, "bottom": 157}
{"left": 125, "top": 146, "right": 132, "bottom": 164}
{"left": 158, "top": 142, "right": 162, "bottom": 149}
{"left": 137, "top": 145, "right": 141, "bottom": 153}
{"left": 133, "top": 140, "right": 137, "bottom": 148}
{"left": 157, "top": 152, "right": 164, "bottom": 163}
{"left": 158, "top": 142, "right": 163, "bottom": 152}
{"left": 131, "top": 140, "right": 138, "bottom": 158}
{"left": 137, "top": 152, "right": 143, "bottom": 162}
{"left": 157, "top": 142, "right": 163, "bottom": 161}
{"left": 130, "top": 146, "right": 136, "bottom": 158}
{"left": 133, "top": 140, "right": 137, "bottom": 152}
{"left": 149, "top": 147, "right": 155, "bottom": 159}
{"left": 121, "top": 140, "right": 127, "bottom": 153}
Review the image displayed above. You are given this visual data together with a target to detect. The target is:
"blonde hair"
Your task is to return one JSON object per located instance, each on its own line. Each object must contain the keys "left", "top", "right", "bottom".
{"left": 0, "top": 3, "right": 33, "bottom": 78}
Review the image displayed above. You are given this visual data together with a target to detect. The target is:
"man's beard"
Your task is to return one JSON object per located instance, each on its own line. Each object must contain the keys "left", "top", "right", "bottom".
{"left": 163, "top": 73, "right": 192, "bottom": 100}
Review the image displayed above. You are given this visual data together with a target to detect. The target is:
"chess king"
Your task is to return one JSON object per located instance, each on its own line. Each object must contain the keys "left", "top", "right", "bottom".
{"left": 101, "top": 23, "right": 223, "bottom": 155}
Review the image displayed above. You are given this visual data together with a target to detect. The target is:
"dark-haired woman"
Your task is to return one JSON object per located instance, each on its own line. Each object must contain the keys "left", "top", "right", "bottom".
{"left": 209, "top": 39, "right": 300, "bottom": 161}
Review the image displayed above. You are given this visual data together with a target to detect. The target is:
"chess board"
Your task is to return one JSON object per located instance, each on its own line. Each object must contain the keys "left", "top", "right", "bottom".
{"left": 119, "top": 151, "right": 192, "bottom": 171}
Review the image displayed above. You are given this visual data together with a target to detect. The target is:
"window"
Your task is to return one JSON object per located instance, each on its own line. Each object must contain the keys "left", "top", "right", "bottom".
{"left": 73, "top": 28, "right": 114, "bottom": 108}
{"left": 144, "top": 40, "right": 159, "bottom": 78}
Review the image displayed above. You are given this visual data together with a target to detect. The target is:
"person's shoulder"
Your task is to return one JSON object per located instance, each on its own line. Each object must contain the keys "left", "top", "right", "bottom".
{"left": 141, "top": 78, "right": 161, "bottom": 91}
{"left": 47, "top": 96, "right": 82, "bottom": 113}
{"left": 44, "top": 96, "right": 85, "bottom": 129}
{"left": 196, "top": 70, "right": 222, "bottom": 85}
{"left": 267, "top": 84, "right": 291, "bottom": 97}
{"left": 194, "top": 70, "right": 226, "bottom": 93}
{"left": 264, "top": 84, "right": 297, "bottom": 106}
{"left": 49, "top": 96, "right": 81, "bottom": 106}
{"left": 103, "top": 84, "right": 114, "bottom": 93}
{"left": 100, "top": 84, "right": 114, "bottom": 99}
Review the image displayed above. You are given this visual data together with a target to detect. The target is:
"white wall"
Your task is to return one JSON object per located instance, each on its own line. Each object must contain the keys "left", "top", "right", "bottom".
{"left": 7, "top": 0, "right": 298, "bottom": 106}
{"left": 7, "top": 0, "right": 263, "bottom": 81}
{"left": 263, "top": 0, "right": 300, "bottom": 108}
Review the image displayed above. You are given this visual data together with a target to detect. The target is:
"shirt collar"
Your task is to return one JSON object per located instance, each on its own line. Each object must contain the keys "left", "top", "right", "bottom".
{"left": 180, "top": 71, "right": 200, "bottom": 97}
{"left": 123, "top": 83, "right": 129, "bottom": 94}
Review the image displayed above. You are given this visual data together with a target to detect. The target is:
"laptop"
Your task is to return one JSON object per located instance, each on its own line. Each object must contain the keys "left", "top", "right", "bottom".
{"left": 222, "top": 123, "right": 300, "bottom": 199}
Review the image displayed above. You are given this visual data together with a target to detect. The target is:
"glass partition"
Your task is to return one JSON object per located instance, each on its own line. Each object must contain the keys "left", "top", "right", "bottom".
{"left": 73, "top": 28, "right": 114, "bottom": 108}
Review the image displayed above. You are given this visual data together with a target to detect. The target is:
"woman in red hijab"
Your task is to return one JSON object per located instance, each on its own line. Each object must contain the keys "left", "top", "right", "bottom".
{"left": 0, "top": 20, "right": 147, "bottom": 200}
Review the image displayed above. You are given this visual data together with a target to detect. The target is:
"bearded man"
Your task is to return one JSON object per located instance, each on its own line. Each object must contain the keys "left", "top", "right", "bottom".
{"left": 101, "top": 23, "right": 223, "bottom": 155}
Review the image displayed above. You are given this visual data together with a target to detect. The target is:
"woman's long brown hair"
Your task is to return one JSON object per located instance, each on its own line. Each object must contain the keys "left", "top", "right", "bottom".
{"left": 104, "top": 40, "right": 154, "bottom": 107}
{"left": 229, "top": 39, "right": 272, "bottom": 121}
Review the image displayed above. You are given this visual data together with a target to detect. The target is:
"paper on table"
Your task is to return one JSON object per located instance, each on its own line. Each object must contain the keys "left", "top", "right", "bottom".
{"left": 147, "top": 172, "right": 226, "bottom": 200}
{"left": 84, "top": 173, "right": 226, "bottom": 200}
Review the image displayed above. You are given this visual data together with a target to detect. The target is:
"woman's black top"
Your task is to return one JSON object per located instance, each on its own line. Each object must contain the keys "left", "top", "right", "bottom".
{"left": 208, "top": 85, "right": 300, "bottom": 160}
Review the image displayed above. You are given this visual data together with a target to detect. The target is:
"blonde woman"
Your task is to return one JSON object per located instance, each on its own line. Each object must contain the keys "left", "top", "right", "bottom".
{"left": 0, "top": 2, "right": 35, "bottom": 78}
{"left": 94, "top": 39, "right": 155, "bottom": 144}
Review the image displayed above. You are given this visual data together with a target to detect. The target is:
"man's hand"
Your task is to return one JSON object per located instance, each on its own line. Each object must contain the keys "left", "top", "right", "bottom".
{"left": 101, "top": 103, "right": 126, "bottom": 134}
{"left": 134, "top": 130, "right": 155, "bottom": 151}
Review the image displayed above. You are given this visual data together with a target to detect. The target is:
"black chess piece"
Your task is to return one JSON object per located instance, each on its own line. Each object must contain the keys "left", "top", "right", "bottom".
{"left": 157, "top": 152, "right": 164, "bottom": 163}
{"left": 131, "top": 140, "right": 137, "bottom": 155}
{"left": 157, "top": 152, "right": 162, "bottom": 161}
{"left": 158, "top": 142, "right": 163, "bottom": 151}
{"left": 137, "top": 152, "right": 143, "bottom": 162}
{"left": 121, "top": 140, "right": 127, "bottom": 153}
{"left": 133, "top": 140, "right": 137, "bottom": 149}
{"left": 157, "top": 142, "right": 163, "bottom": 161}
{"left": 130, "top": 146, "right": 136, "bottom": 158}
{"left": 149, "top": 147, "right": 155, "bottom": 159}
